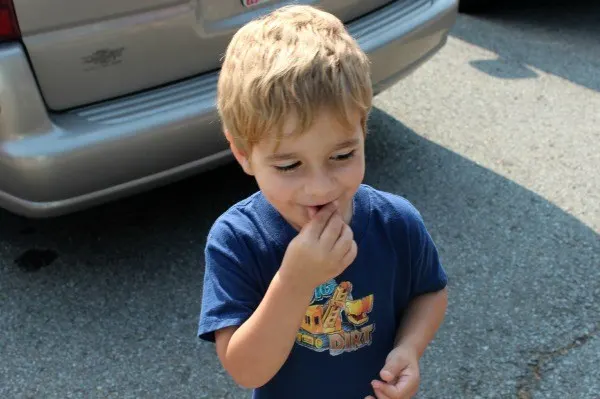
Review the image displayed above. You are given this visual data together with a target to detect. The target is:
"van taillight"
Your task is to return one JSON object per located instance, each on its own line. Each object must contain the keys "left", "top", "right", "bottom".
{"left": 0, "top": 0, "right": 20, "bottom": 41}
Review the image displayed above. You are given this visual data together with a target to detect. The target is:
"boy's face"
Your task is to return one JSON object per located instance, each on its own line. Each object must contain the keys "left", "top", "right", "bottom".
{"left": 229, "top": 110, "right": 365, "bottom": 230}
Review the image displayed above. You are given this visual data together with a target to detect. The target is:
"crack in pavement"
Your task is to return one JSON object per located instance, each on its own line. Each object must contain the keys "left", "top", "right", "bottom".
{"left": 516, "top": 325, "right": 600, "bottom": 399}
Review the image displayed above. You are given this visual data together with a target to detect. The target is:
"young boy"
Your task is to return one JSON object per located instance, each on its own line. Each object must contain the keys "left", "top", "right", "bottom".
{"left": 198, "top": 5, "right": 448, "bottom": 399}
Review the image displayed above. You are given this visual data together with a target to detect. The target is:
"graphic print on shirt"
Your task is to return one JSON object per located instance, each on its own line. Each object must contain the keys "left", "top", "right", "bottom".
{"left": 295, "top": 279, "right": 375, "bottom": 356}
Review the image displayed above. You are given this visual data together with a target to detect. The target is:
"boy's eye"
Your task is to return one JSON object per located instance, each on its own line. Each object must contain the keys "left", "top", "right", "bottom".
{"left": 332, "top": 150, "right": 356, "bottom": 161}
{"left": 274, "top": 161, "right": 301, "bottom": 172}
{"left": 272, "top": 150, "right": 355, "bottom": 173}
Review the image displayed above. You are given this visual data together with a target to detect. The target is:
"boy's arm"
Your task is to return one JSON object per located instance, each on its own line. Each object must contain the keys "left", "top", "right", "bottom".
{"left": 368, "top": 199, "right": 448, "bottom": 399}
{"left": 369, "top": 289, "right": 447, "bottom": 399}
{"left": 215, "top": 270, "right": 314, "bottom": 389}
{"left": 397, "top": 200, "right": 448, "bottom": 356}
{"left": 213, "top": 203, "right": 357, "bottom": 389}
{"left": 393, "top": 287, "right": 448, "bottom": 356}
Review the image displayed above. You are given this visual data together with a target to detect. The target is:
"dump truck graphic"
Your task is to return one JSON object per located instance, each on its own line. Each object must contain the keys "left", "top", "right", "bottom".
{"left": 297, "top": 280, "right": 375, "bottom": 355}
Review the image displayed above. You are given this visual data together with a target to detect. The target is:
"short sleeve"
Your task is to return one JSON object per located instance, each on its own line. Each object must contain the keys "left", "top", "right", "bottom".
{"left": 198, "top": 218, "right": 264, "bottom": 342}
{"left": 406, "top": 206, "right": 448, "bottom": 298}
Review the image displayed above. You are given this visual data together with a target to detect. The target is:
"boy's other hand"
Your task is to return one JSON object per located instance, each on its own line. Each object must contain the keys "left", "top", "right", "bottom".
{"left": 365, "top": 344, "right": 420, "bottom": 399}
{"left": 280, "top": 202, "right": 357, "bottom": 290}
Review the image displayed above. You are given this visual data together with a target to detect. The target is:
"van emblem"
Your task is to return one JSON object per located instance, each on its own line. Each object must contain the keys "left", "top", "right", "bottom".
{"left": 241, "top": 0, "right": 270, "bottom": 7}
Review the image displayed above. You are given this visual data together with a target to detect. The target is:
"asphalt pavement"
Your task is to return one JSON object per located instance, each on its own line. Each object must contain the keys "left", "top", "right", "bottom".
{"left": 1, "top": 2, "right": 599, "bottom": 398}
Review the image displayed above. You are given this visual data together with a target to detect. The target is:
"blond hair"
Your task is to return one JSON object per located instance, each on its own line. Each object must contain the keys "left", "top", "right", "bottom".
{"left": 217, "top": 5, "right": 373, "bottom": 152}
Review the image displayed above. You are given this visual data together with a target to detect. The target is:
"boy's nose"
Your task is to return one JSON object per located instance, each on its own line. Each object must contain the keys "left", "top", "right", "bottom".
{"left": 305, "top": 172, "right": 336, "bottom": 200}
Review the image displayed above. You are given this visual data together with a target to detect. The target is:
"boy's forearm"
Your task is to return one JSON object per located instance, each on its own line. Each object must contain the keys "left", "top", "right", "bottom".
{"left": 394, "top": 287, "right": 448, "bottom": 358}
{"left": 223, "top": 270, "right": 314, "bottom": 388}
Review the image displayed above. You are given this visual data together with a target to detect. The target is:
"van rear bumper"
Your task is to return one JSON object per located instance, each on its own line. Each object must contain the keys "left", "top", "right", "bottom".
{"left": 0, "top": 0, "right": 458, "bottom": 218}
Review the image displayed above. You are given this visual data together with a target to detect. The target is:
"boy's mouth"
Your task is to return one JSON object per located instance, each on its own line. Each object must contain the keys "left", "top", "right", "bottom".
{"left": 306, "top": 201, "right": 335, "bottom": 218}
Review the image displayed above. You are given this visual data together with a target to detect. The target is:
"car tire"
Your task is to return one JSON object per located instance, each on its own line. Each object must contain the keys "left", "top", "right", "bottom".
{"left": 458, "top": 0, "right": 494, "bottom": 13}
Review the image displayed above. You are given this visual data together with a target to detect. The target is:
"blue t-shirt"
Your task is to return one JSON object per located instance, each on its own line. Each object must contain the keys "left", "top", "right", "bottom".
{"left": 198, "top": 184, "right": 447, "bottom": 398}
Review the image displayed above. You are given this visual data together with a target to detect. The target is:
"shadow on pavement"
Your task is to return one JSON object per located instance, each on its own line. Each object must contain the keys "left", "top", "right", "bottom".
{"left": 452, "top": 0, "right": 600, "bottom": 91}
{"left": 0, "top": 108, "right": 598, "bottom": 397}
{"left": 364, "top": 108, "right": 600, "bottom": 397}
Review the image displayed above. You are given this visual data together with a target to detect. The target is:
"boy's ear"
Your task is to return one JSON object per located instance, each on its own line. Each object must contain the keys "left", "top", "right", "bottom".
{"left": 224, "top": 130, "right": 254, "bottom": 176}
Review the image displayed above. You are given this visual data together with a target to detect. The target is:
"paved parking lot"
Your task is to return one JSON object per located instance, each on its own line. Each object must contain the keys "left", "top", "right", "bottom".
{"left": 1, "top": 2, "right": 598, "bottom": 398}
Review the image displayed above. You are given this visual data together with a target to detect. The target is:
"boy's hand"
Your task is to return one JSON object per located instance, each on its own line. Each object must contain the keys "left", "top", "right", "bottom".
{"left": 366, "top": 344, "right": 420, "bottom": 399}
{"left": 280, "top": 202, "right": 357, "bottom": 290}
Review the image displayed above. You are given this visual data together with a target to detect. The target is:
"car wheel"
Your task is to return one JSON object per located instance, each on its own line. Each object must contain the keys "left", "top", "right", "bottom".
{"left": 459, "top": 0, "right": 494, "bottom": 13}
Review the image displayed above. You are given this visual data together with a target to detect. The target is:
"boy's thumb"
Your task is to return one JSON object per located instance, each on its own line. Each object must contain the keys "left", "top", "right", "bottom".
{"left": 380, "top": 363, "right": 398, "bottom": 383}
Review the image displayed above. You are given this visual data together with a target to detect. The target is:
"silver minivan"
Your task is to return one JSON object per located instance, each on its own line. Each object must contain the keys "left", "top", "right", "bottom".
{"left": 0, "top": 0, "right": 458, "bottom": 218}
